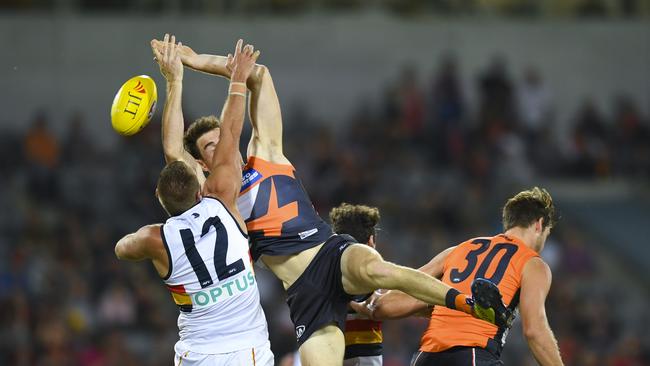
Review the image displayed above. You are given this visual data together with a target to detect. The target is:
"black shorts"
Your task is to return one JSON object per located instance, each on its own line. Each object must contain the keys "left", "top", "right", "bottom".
{"left": 411, "top": 347, "right": 503, "bottom": 366}
{"left": 285, "top": 234, "right": 356, "bottom": 347}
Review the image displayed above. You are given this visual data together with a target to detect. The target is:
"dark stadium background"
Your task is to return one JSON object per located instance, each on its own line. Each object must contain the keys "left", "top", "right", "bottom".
{"left": 1, "top": 1, "right": 649, "bottom": 365}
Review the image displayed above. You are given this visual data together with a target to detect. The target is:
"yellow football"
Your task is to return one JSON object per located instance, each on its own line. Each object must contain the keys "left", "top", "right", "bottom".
{"left": 110, "top": 75, "right": 157, "bottom": 136}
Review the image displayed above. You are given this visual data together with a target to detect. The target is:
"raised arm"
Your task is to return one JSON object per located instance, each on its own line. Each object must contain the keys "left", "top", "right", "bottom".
{"left": 519, "top": 257, "right": 564, "bottom": 366}
{"left": 151, "top": 35, "right": 205, "bottom": 185}
{"left": 203, "top": 40, "right": 260, "bottom": 207}
{"left": 151, "top": 39, "right": 288, "bottom": 164}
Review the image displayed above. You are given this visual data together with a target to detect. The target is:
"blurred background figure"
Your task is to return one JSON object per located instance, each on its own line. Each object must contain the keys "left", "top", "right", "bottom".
{"left": 1, "top": 1, "right": 649, "bottom": 365}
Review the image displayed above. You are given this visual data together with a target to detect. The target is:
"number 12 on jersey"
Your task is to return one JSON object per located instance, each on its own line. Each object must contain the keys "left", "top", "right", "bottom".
{"left": 179, "top": 216, "right": 245, "bottom": 288}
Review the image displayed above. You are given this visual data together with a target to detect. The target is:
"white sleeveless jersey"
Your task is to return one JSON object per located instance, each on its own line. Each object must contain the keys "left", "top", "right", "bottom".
{"left": 160, "top": 196, "right": 269, "bottom": 354}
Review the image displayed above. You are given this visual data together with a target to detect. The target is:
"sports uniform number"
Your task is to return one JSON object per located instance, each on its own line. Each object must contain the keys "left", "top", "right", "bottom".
{"left": 179, "top": 216, "right": 245, "bottom": 288}
{"left": 449, "top": 239, "right": 518, "bottom": 285}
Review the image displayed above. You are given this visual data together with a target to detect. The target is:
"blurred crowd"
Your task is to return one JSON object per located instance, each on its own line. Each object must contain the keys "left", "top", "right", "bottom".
{"left": 2, "top": 0, "right": 649, "bottom": 18}
{"left": 0, "top": 53, "right": 648, "bottom": 366}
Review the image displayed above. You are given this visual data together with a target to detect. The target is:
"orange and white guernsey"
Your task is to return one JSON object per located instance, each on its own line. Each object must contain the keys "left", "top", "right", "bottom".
{"left": 420, "top": 234, "right": 539, "bottom": 355}
{"left": 237, "top": 156, "right": 333, "bottom": 261}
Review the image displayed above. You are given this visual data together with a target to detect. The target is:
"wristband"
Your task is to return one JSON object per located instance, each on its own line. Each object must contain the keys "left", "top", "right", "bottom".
{"left": 445, "top": 288, "right": 460, "bottom": 309}
{"left": 229, "top": 92, "right": 247, "bottom": 98}
{"left": 228, "top": 83, "right": 247, "bottom": 95}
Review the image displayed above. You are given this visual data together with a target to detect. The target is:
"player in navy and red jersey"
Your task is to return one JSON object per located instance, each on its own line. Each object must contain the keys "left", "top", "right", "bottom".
{"left": 353, "top": 187, "right": 564, "bottom": 366}
{"left": 281, "top": 202, "right": 385, "bottom": 366}
{"left": 151, "top": 37, "right": 509, "bottom": 366}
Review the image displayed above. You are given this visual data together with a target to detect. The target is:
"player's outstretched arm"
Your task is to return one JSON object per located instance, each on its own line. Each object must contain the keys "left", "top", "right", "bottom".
{"left": 203, "top": 40, "right": 260, "bottom": 207}
{"left": 151, "top": 39, "right": 288, "bottom": 164}
{"left": 351, "top": 290, "right": 429, "bottom": 320}
{"left": 151, "top": 39, "right": 254, "bottom": 84}
{"left": 519, "top": 257, "right": 564, "bottom": 366}
{"left": 152, "top": 34, "right": 205, "bottom": 184}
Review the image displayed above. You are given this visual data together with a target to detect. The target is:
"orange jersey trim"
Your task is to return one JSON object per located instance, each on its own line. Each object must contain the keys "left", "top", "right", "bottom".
{"left": 240, "top": 156, "right": 295, "bottom": 195}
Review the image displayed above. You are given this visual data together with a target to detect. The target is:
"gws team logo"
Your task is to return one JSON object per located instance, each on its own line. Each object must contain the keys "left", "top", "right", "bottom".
{"left": 241, "top": 168, "right": 263, "bottom": 192}
{"left": 295, "top": 325, "right": 306, "bottom": 339}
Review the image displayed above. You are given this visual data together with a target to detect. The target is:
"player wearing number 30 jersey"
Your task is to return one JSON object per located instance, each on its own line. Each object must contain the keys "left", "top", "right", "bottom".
{"left": 362, "top": 187, "right": 565, "bottom": 366}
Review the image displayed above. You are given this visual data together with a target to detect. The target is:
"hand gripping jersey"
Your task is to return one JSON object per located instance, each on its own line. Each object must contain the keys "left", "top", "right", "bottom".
{"left": 237, "top": 156, "right": 333, "bottom": 261}
{"left": 420, "top": 234, "right": 539, "bottom": 355}
{"left": 160, "top": 197, "right": 269, "bottom": 354}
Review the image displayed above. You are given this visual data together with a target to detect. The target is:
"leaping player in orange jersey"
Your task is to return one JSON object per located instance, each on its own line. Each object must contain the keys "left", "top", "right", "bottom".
{"left": 151, "top": 36, "right": 511, "bottom": 366}
{"left": 352, "top": 187, "right": 564, "bottom": 366}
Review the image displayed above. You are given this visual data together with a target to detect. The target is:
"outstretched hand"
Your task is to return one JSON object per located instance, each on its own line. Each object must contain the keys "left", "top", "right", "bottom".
{"left": 151, "top": 34, "right": 184, "bottom": 83}
{"left": 151, "top": 36, "right": 197, "bottom": 66}
{"left": 227, "top": 39, "right": 261, "bottom": 83}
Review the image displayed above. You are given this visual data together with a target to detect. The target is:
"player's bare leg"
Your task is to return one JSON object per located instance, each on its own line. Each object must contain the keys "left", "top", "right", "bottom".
{"left": 298, "top": 324, "right": 345, "bottom": 366}
{"left": 340, "top": 244, "right": 460, "bottom": 307}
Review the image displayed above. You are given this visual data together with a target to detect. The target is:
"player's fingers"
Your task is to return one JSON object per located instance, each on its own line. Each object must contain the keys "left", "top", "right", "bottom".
{"left": 234, "top": 39, "right": 243, "bottom": 56}
{"left": 168, "top": 35, "right": 176, "bottom": 59}
{"left": 162, "top": 34, "right": 169, "bottom": 60}
{"left": 252, "top": 50, "right": 261, "bottom": 62}
{"left": 243, "top": 44, "right": 253, "bottom": 56}
{"left": 349, "top": 301, "right": 370, "bottom": 317}
{"left": 152, "top": 47, "right": 163, "bottom": 63}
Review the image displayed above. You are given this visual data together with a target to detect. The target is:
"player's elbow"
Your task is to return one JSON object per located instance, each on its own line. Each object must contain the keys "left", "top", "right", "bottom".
{"left": 523, "top": 324, "right": 546, "bottom": 342}
{"left": 162, "top": 146, "right": 183, "bottom": 164}
{"left": 249, "top": 64, "right": 270, "bottom": 91}
{"left": 114, "top": 242, "right": 126, "bottom": 260}
{"left": 114, "top": 236, "right": 133, "bottom": 260}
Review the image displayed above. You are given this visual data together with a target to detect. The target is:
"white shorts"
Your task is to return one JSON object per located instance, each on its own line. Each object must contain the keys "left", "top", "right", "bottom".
{"left": 174, "top": 342, "right": 274, "bottom": 366}
{"left": 343, "top": 355, "right": 382, "bottom": 366}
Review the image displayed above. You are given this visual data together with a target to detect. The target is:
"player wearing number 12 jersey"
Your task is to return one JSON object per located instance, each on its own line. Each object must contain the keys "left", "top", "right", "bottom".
{"left": 114, "top": 39, "right": 274, "bottom": 365}
{"left": 360, "top": 187, "right": 565, "bottom": 366}
{"left": 152, "top": 36, "right": 510, "bottom": 366}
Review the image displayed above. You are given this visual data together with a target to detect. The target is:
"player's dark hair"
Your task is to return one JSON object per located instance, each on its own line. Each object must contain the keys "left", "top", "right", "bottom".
{"left": 184, "top": 115, "right": 221, "bottom": 160}
{"left": 502, "top": 187, "right": 557, "bottom": 231}
{"left": 329, "top": 203, "right": 380, "bottom": 244}
{"left": 157, "top": 161, "right": 200, "bottom": 216}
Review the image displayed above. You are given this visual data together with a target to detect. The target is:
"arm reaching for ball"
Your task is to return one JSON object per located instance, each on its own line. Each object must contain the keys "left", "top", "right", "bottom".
{"left": 151, "top": 38, "right": 289, "bottom": 164}
{"left": 152, "top": 34, "right": 205, "bottom": 185}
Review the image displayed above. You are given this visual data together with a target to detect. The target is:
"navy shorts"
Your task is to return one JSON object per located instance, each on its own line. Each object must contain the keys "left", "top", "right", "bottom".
{"left": 286, "top": 234, "right": 356, "bottom": 347}
{"left": 411, "top": 346, "right": 503, "bottom": 366}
